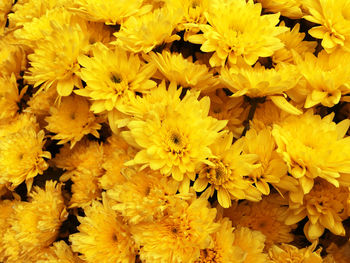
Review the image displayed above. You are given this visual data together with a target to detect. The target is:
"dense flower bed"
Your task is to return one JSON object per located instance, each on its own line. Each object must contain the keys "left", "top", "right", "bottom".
{"left": 0, "top": 0, "right": 350, "bottom": 262}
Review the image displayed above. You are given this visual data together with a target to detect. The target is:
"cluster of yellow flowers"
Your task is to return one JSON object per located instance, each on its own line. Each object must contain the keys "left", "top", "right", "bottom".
{"left": 1, "top": 0, "right": 350, "bottom": 262}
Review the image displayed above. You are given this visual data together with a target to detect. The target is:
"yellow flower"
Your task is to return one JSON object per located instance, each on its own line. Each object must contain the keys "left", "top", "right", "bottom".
{"left": 70, "top": 196, "right": 136, "bottom": 263}
{"left": 76, "top": 43, "right": 157, "bottom": 113}
{"left": 45, "top": 95, "right": 101, "bottom": 148}
{"left": 193, "top": 132, "right": 262, "bottom": 208}
{"left": 53, "top": 139, "right": 104, "bottom": 208}
{"left": 233, "top": 227, "right": 269, "bottom": 263}
{"left": 132, "top": 198, "right": 219, "bottom": 263}
{"left": 272, "top": 110, "right": 350, "bottom": 197}
{"left": 71, "top": 0, "right": 152, "bottom": 24}
{"left": 285, "top": 179, "right": 350, "bottom": 241}
{"left": 24, "top": 21, "right": 90, "bottom": 97}
{"left": 37, "top": 241, "right": 85, "bottom": 263}
{"left": 147, "top": 50, "right": 219, "bottom": 91}
{"left": 122, "top": 83, "right": 227, "bottom": 191}
{"left": 303, "top": 0, "right": 350, "bottom": 53}
{"left": 224, "top": 196, "right": 297, "bottom": 248}
{"left": 257, "top": 0, "right": 303, "bottom": 19}
{"left": 289, "top": 50, "right": 350, "bottom": 108}
{"left": 0, "top": 200, "right": 18, "bottom": 262}
{"left": 107, "top": 168, "right": 181, "bottom": 224}
{"left": 268, "top": 242, "right": 323, "bottom": 263}
{"left": 112, "top": 6, "right": 182, "bottom": 53}
{"left": 272, "top": 22, "right": 317, "bottom": 65}
{"left": 221, "top": 62, "right": 302, "bottom": 115}
{"left": 0, "top": 37, "right": 26, "bottom": 78}
{"left": 241, "top": 128, "right": 298, "bottom": 196}
{"left": 0, "top": 115, "right": 51, "bottom": 190}
{"left": 187, "top": 0, "right": 287, "bottom": 66}
{"left": 1, "top": 181, "right": 67, "bottom": 262}
{"left": 0, "top": 73, "right": 26, "bottom": 124}
{"left": 195, "top": 217, "right": 246, "bottom": 263}
{"left": 207, "top": 89, "right": 246, "bottom": 138}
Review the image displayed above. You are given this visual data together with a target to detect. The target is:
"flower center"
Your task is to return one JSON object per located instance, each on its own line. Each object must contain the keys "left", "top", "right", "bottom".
{"left": 167, "top": 131, "right": 186, "bottom": 154}
{"left": 110, "top": 73, "right": 122, "bottom": 84}
{"left": 197, "top": 248, "right": 222, "bottom": 263}
{"left": 202, "top": 159, "right": 230, "bottom": 186}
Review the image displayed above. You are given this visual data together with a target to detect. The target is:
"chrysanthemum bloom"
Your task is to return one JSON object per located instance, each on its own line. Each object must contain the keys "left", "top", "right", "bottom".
{"left": 240, "top": 128, "right": 298, "bottom": 197}
{"left": 8, "top": 0, "right": 72, "bottom": 27}
{"left": 99, "top": 134, "right": 137, "bottom": 190}
{"left": 268, "top": 242, "right": 323, "bottom": 263}
{"left": 303, "top": 0, "right": 350, "bottom": 53}
{"left": 272, "top": 22, "right": 317, "bottom": 65}
{"left": 251, "top": 101, "right": 290, "bottom": 131}
{"left": 288, "top": 50, "right": 350, "bottom": 108}
{"left": 132, "top": 198, "right": 219, "bottom": 263}
{"left": 37, "top": 241, "right": 85, "bottom": 263}
{"left": 285, "top": 179, "right": 350, "bottom": 241}
{"left": 187, "top": 0, "right": 287, "bottom": 67}
{"left": 1, "top": 181, "right": 67, "bottom": 262}
{"left": 221, "top": 62, "right": 302, "bottom": 115}
{"left": 53, "top": 140, "right": 104, "bottom": 208}
{"left": 24, "top": 21, "right": 90, "bottom": 97}
{"left": 193, "top": 132, "right": 261, "bottom": 208}
{"left": 0, "top": 74, "right": 26, "bottom": 124}
{"left": 107, "top": 168, "right": 182, "bottom": 224}
{"left": 195, "top": 217, "right": 246, "bottom": 263}
{"left": 70, "top": 196, "right": 136, "bottom": 263}
{"left": 112, "top": 6, "right": 182, "bottom": 53}
{"left": 0, "top": 38, "right": 26, "bottom": 78}
{"left": 45, "top": 95, "right": 101, "bottom": 148}
{"left": 76, "top": 43, "right": 157, "bottom": 114}
{"left": 122, "top": 83, "right": 227, "bottom": 191}
{"left": 208, "top": 89, "right": 247, "bottom": 138}
{"left": 272, "top": 110, "right": 350, "bottom": 199}
{"left": 0, "top": 115, "right": 51, "bottom": 190}
{"left": 147, "top": 50, "right": 219, "bottom": 91}
{"left": 233, "top": 227, "right": 269, "bottom": 263}
{"left": 224, "top": 197, "right": 297, "bottom": 248}
{"left": 71, "top": 0, "right": 152, "bottom": 25}
{"left": 257, "top": 0, "right": 303, "bottom": 19}
{"left": 324, "top": 241, "right": 350, "bottom": 263}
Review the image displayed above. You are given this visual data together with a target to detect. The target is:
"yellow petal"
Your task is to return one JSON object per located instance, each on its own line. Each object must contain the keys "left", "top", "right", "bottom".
{"left": 270, "top": 95, "right": 302, "bottom": 115}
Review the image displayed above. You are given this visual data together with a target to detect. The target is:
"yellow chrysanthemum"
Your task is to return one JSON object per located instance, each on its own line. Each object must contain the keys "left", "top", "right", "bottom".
{"left": 45, "top": 95, "right": 101, "bottom": 148}
{"left": 0, "top": 37, "right": 26, "bottom": 78}
{"left": 71, "top": 0, "right": 152, "bottom": 25}
{"left": 112, "top": 6, "right": 182, "bottom": 53}
{"left": 268, "top": 242, "right": 323, "bottom": 263}
{"left": 0, "top": 73, "right": 26, "bottom": 124}
{"left": 303, "top": 0, "right": 350, "bottom": 53}
{"left": 233, "top": 227, "right": 269, "bottom": 263}
{"left": 1, "top": 181, "right": 67, "bottom": 263}
{"left": 241, "top": 128, "right": 298, "bottom": 196}
{"left": 53, "top": 140, "right": 104, "bottom": 208}
{"left": 272, "top": 110, "right": 350, "bottom": 199}
{"left": 289, "top": 50, "right": 350, "bottom": 108}
{"left": 24, "top": 21, "right": 90, "bottom": 97}
{"left": 285, "top": 179, "right": 350, "bottom": 241}
{"left": 221, "top": 62, "right": 302, "bottom": 115}
{"left": 37, "top": 241, "right": 84, "bottom": 263}
{"left": 207, "top": 89, "right": 247, "bottom": 138}
{"left": 0, "top": 115, "right": 51, "bottom": 190}
{"left": 193, "top": 132, "right": 262, "bottom": 208}
{"left": 195, "top": 217, "right": 246, "bottom": 263}
{"left": 132, "top": 198, "right": 219, "bottom": 263}
{"left": 187, "top": 0, "right": 287, "bottom": 66}
{"left": 122, "top": 83, "right": 227, "bottom": 191}
{"left": 8, "top": 0, "right": 72, "bottom": 27}
{"left": 70, "top": 196, "right": 136, "bottom": 263}
{"left": 272, "top": 22, "right": 317, "bottom": 65}
{"left": 224, "top": 197, "right": 297, "bottom": 248}
{"left": 147, "top": 50, "right": 219, "bottom": 91}
{"left": 107, "top": 168, "right": 181, "bottom": 224}
{"left": 99, "top": 134, "right": 137, "bottom": 190}
{"left": 257, "top": 0, "right": 303, "bottom": 19}
{"left": 75, "top": 43, "right": 157, "bottom": 113}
